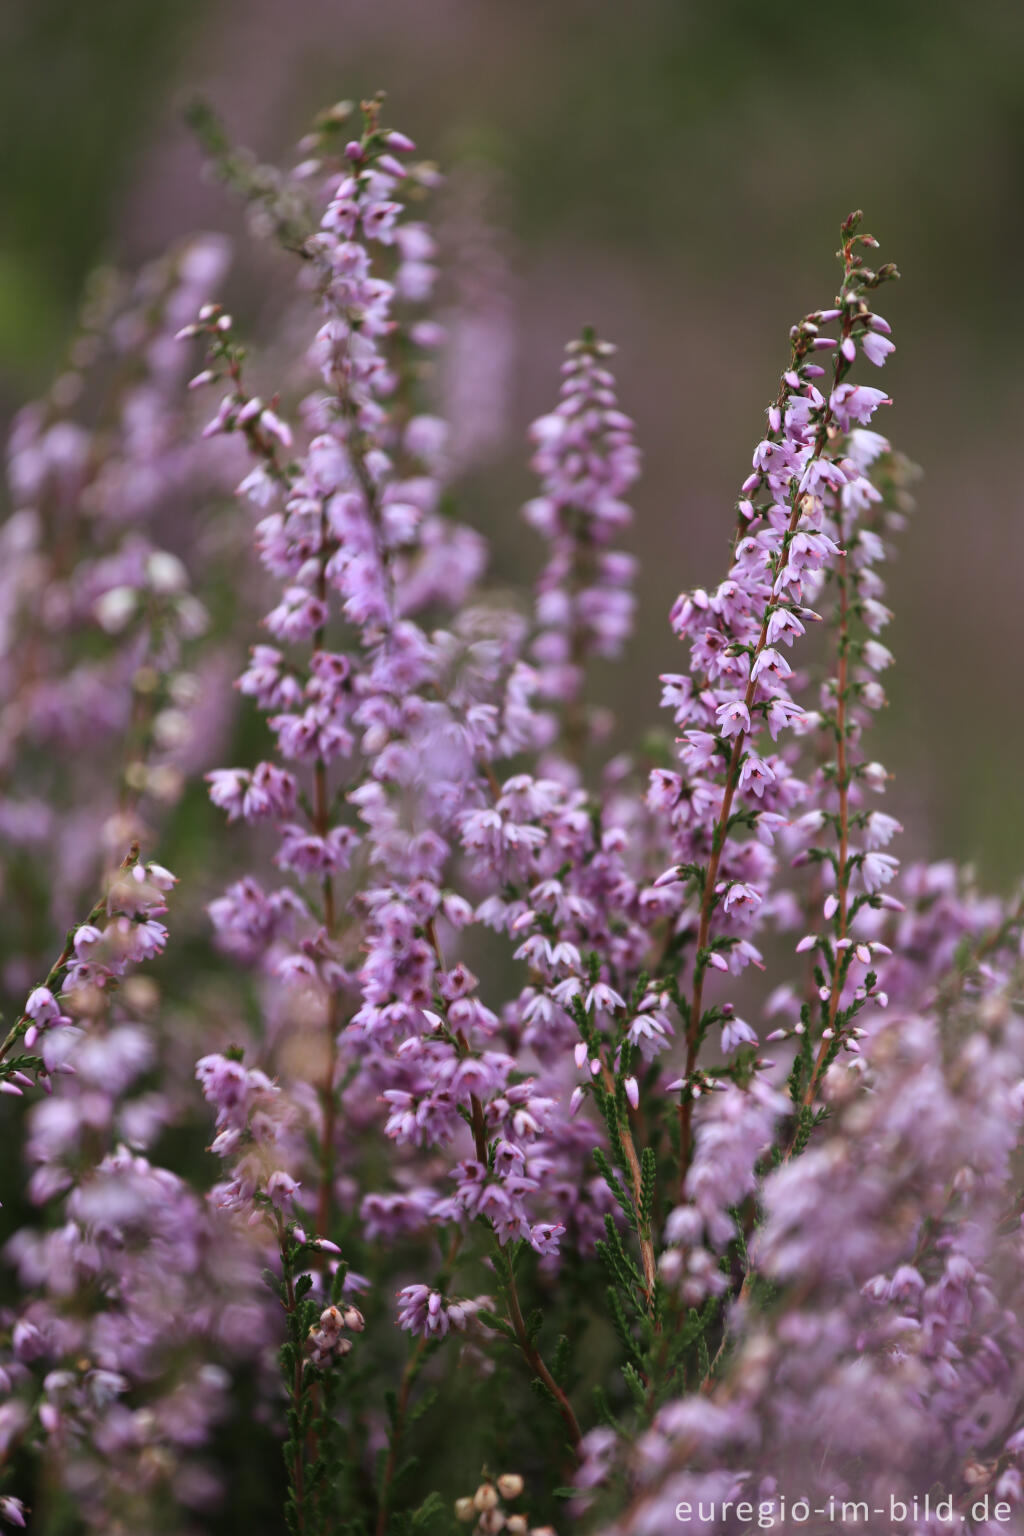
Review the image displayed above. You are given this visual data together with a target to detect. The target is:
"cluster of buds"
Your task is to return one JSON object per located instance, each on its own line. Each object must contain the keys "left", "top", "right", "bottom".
{"left": 454, "top": 1475, "right": 554, "bottom": 1536}
{"left": 179, "top": 302, "right": 294, "bottom": 462}
{"left": 0, "top": 850, "right": 175, "bottom": 1094}
{"left": 306, "top": 1301, "right": 364, "bottom": 1366}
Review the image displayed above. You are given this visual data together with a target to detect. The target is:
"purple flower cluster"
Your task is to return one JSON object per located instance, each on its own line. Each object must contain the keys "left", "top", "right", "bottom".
{"left": 0, "top": 854, "right": 175, "bottom": 1099}
{"left": 525, "top": 331, "right": 640, "bottom": 749}
{"left": 604, "top": 934, "right": 1024, "bottom": 1533}
{"left": 0, "top": 237, "right": 233, "bottom": 968}
{"left": 2, "top": 96, "right": 1023, "bottom": 1536}
{"left": 0, "top": 853, "right": 269, "bottom": 1531}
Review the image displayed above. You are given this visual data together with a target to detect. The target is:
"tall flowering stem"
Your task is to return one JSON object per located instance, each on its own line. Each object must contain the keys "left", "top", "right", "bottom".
{"left": 271, "top": 1214, "right": 361, "bottom": 1536}
{"left": 0, "top": 843, "right": 175, "bottom": 1095}
{"left": 780, "top": 292, "right": 904, "bottom": 1150}
{"left": 525, "top": 327, "right": 639, "bottom": 763}
{"left": 791, "top": 508, "right": 860, "bottom": 1133}
{"left": 673, "top": 211, "right": 899, "bottom": 1184}
{"left": 190, "top": 98, "right": 426, "bottom": 1252}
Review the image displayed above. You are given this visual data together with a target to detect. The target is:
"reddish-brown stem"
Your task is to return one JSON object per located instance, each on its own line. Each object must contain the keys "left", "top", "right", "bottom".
{"left": 497, "top": 1240, "right": 582, "bottom": 1452}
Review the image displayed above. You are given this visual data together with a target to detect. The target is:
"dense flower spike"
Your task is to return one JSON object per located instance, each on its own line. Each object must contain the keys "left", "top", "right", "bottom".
{"left": 657, "top": 212, "right": 901, "bottom": 1181}
{"left": 525, "top": 329, "right": 640, "bottom": 758}
{"left": 189, "top": 94, "right": 590, "bottom": 1508}
{"left": 2, "top": 97, "right": 1023, "bottom": 1536}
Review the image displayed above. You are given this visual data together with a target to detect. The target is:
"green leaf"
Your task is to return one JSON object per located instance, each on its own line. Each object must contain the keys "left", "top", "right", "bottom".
{"left": 639, "top": 1145, "right": 657, "bottom": 1235}
{"left": 622, "top": 1361, "right": 647, "bottom": 1407}
{"left": 593, "top": 1149, "right": 635, "bottom": 1227}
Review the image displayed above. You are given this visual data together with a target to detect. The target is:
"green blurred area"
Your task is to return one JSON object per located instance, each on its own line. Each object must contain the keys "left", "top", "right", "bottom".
{"left": 2, "top": 0, "right": 1023, "bottom": 881}
{"left": 0, "top": 0, "right": 205, "bottom": 377}
{"left": 9, "top": 1, "right": 1023, "bottom": 338}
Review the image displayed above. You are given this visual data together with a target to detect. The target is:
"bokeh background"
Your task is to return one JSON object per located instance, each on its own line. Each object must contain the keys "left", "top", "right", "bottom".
{"left": 4, "top": 0, "right": 1024, "bottom": 886}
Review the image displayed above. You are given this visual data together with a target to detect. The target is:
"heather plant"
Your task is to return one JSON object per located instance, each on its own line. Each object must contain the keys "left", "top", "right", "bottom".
{"left": 1, "top": 93, "right": 1023, "bottom": 1536}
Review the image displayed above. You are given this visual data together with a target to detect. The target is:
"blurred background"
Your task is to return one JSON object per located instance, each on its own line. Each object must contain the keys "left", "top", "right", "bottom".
{"left": 3, "top": 0, "right": 1023, "bottom": 887}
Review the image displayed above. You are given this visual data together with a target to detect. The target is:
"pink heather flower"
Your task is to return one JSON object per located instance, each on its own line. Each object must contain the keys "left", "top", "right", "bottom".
{"left": 264, "top": 587, "right": 329, "bottom": 643}
{"left": 864, "top": 811, "right": 903, "bottom": 848}
{"left": 862, "top": 639, "right": 893, "bottom": 671}
{"left": 861, "top": 331, "right": 895, "bottom": 367}
{"left": 716, "top": 700, "right": 750, "bottom": 738}
{"left": 206, "top": 763, "right": 296, "bottom": 823}
{"left": 721, "top": 1015, "right": 757, "bottom": 1053}
{"left": 737, "top": 754, "right": 776, "bottom": 798}
{"left": 530, "top": 1222, "right": 565, "bottom": 1256}
{"left": 25, "top": 987, "right": 59, "bottom": 1022}
{"left": 259, "top": 408, "right": 292, "bottom": 447}
{"left": 750, "top": 646, "right": 792, "bottom": 683}
{"left": 396, "top": 1285, "right": 484, "bottom": 1338}
{"left": 721, "top": 882, "right": 762, "bottom": 916}
{"left": 266, "top": 1171, "right": 300, "bottom": 1210}
{"left": 584, "top": 982, "right": 626, "bottom": 1014}
{"left": 765, "top": 697, "right": 805, "bottom": 738}
{"left": 861, "top": 850, "right": 900, "bottom": 893}
{"left": 765, "top": 608, "right": 805, "bottom": 646}
{"left": 829, "top": 382, "right": 891, "bottom": 431}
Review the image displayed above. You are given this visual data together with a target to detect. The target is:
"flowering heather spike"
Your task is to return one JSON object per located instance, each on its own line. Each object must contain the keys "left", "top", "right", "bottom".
{"left": 0, "top": 236, "right": 226, "bottom": 974}
{"left": 189, "top": 96, "right": 588, "bottom": 1503}
{"left": 782, "top": 436, "right": 916, "bottom": 1121}
{"left": 662, "top": 218, "right": 900, "bottom": 1185}
{"left": 524, "top": 329, "right": 640, "bottom": 761}
{"left": 0, "top": 845, "right": 174, "bottom": 1095}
